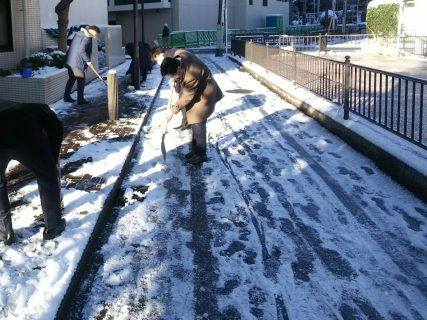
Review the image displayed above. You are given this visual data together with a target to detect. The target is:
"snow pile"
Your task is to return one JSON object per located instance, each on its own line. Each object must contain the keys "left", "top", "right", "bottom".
{"left": 368, "top": 0, "right": 401, "bottom": 9}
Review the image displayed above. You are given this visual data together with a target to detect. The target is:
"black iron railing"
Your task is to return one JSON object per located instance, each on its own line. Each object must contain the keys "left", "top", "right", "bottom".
{"left": 379, "top": 35, "right": 427, "bottom": 57}
{"left": 231, "top": 39, "right": 427, "bottom": 149}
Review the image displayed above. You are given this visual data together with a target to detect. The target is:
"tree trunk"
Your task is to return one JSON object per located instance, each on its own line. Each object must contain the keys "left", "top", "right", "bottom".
{"left": 55, "top": 0, "right": 74, "bottom": 52}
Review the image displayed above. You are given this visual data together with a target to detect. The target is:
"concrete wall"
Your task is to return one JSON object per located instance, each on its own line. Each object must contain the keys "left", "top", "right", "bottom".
{"left": 100, "top": 25, "right": 126, "bottom": 68}
{"left": 39, "top": 0, "right": 108, "bottom": 28}
{"left": 229, "top": 0, "right": 290, "bottom": 30}
{"left": 173, "top": 0, "right": 219, "bottom": 31}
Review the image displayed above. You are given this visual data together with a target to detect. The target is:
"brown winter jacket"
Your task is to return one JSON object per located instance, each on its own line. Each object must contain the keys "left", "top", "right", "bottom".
{"left": 165, "top": 49, "right": 223, "bottom": 124}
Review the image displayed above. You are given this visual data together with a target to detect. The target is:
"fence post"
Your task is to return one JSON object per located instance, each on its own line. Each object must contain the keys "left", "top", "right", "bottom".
{"left": 250, "top": 40, "right": 253, "bottom": 64}
{"left": 292, "top": 50, "right": 297, "bottom": 81}
{"left": 108, "top": 70, "right": 119, "bottom": 120}
{"left": 320, "top": 33, "right": 327, "bottom": 52}
{"left": 266, "top": 42, "right": 269, "bottom": 73}
{"left": 343, "top": 55, "right": 351, "bottom": 120}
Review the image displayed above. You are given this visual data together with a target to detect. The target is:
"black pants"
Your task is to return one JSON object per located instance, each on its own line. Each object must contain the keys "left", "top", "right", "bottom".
{"left": 191, "top": 120, "right": 207, "bottom": 156}
{"left": 0, "top": 132, "right": 62, "bottom": 234}
{"left": 64, "top": 65, "right": 85, "bottom": 101}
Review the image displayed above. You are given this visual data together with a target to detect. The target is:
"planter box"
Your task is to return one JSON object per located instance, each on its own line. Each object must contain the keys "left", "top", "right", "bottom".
{"left": 0, "top": 68, "right": 97, "bottom": 104}
{"left": 0, "top": 68, "right": 65, "bottom": 104}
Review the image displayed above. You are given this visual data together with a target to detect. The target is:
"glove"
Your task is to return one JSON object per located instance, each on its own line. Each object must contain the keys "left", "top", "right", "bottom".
{"left": 170, "top": 103, "right": 180, "bottom": 114}
{"left": 168, "top": 78, "right": 175, "bottom": 88}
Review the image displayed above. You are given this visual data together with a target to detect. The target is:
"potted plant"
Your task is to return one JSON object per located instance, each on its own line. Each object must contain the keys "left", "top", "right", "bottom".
{"left": 19, "top": 57, "right": 33, "bottom": 78}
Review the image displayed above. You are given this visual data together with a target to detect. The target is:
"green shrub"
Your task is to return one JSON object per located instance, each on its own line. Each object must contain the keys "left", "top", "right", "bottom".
{"left": 19, "top": 48, "right": 66, "bottom": 71}
{"left": 0, "top": 68, "right": 12, "bottom": 77}
{"left": 367, "top": 3, "right": 399, "bottom": 37}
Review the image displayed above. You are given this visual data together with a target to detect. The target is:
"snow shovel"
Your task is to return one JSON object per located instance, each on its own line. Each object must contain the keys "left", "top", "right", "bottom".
{"left": 88, "top": 63, "right": 107, "bottom": 86}
{"left": 161, "top": 85, "right": 175, "bottom": 161}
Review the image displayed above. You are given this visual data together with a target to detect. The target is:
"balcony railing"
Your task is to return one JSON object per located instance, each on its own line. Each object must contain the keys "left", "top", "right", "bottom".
{"left": 108, "top": 0, "right": 170, "bottom": 11}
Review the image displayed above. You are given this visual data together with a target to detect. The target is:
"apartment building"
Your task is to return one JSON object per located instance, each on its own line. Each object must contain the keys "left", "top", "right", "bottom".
{"left": 0, "top": 0, "right": 108, "bottom": 71}
{"left": 398, "top": 0, "right": 427, "bottom": 36}
{"left": 107, "top": 0, "right": 290, "bottom": 46}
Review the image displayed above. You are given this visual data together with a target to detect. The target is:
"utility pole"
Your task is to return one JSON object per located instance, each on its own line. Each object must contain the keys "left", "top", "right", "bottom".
{"left": 140, "top": 0, "right": 145, "bottom": 43}
{"left": 133, "top": 0, "right": 140, "bottom": 90}
{"left": 331, "top": 0, "right": 336, "bottom": 31}
{"left": 215, "top": 0, "right": 225, "bottom": 57}
{"left": 342, "top": 0, "right": 348, "bottom": 34}
{"left": 225, "top": 0, "right": 228, "bottom": 55}
{"left": 302, "top": 0, "right": 307, "bottom": 25}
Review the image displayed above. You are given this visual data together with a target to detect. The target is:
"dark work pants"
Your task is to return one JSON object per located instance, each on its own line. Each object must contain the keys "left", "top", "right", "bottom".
{"left": 0, "top": 135, "right": 62, "bottom": 234}
{"left": 64, "top": 65, "right": 86, "bottom": 101}
{"left": 191, "top": 120, "right": 207, "bottom": 156}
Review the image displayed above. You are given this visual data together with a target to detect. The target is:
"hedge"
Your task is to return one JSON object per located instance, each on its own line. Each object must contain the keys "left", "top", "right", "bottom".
{"left": 367, "top": 3, "right": 399, "bottom": 37}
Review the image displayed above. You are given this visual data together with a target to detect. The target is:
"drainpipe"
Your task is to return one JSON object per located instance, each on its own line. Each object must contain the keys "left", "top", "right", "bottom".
{"left": 23, "top": 0, "right": 30, "bottom": 57}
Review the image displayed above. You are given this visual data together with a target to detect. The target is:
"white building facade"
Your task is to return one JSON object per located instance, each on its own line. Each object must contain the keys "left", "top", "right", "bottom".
{"left": 368, "top": 0, "right": 427, "bottom": 36}
{"left": 108, "top": 0, "right": 290, "bottom": 46}
{"left": 398, "top": 0, "right": 427, "bottom": 36}
{"left": 0, "top": 0, "right": 109, "bottom": 70}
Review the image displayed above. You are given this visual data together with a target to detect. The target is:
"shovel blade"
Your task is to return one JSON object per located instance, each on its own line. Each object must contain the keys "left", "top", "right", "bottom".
{"left": 161, "top": 133, "right": 167, "bottom": 161}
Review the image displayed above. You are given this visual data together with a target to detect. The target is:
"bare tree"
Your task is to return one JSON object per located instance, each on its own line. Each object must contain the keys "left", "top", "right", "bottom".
{"left": 55, "top": 0, "right": 74, "bottom": 52}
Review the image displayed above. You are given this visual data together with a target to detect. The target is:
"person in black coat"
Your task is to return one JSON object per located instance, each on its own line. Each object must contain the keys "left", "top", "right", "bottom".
{"left": 162, "top": 24, "right": 170, "bottom": 50}
{"left": 63, "top": 25, "right": 101, "bottom": 105}
{"left": 0, "top": 101, "right": 65, "bottom": 245}
{"left": 125, "top": 42, "right": 152, "bottom": 84}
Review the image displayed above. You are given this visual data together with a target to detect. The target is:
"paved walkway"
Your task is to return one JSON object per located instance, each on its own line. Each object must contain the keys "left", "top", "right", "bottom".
{"left": 2, "top": 54, "right": 426, "bottom": 320}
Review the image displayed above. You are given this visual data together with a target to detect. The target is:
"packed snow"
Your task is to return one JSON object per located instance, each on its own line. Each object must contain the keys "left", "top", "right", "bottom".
{"left": 1, "top": 53, "right": 426, "bottom": 320}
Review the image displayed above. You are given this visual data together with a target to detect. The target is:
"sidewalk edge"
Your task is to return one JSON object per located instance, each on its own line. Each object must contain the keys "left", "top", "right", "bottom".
{"left": 55, "top": 76, "right": 165, "bottom": 319}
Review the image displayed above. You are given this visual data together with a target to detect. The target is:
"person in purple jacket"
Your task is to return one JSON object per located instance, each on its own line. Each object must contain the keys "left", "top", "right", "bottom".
{"left": 63, "top": 25, "right": 101, "bottom": 105}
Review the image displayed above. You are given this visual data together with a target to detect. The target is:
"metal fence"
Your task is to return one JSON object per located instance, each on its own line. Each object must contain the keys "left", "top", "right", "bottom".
{"left": 158, "top": 27, "right": 281, "bottom": 49}
{"left": 378, "top": 35, "right": 427, "bottom": 57}
{"left": 235, "top": 34, "right": 427, "bottom": 57}
{"left": 278, "top": 34, "right": 375, "bottom": 52}
{"left": 231, "top": 39, "right": 427, "bottom": 149}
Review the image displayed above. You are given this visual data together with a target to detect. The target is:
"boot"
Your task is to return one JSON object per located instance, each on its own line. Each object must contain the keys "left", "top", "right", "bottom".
{"left": 0, "top": 231, "right": 15, "bottom": 245}
{"left": 43, "top": 218, "right": 66, "bottom": 241}
{"left": 186, "top": 153, "right": 207, "bottom": 165}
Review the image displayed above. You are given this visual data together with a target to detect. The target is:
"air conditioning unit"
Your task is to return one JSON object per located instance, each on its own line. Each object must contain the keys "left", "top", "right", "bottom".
{"left": 403, "top": 0, "right": 415, "bottom": 7}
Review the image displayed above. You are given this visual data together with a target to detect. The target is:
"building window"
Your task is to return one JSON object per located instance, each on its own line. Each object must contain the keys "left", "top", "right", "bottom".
{"left": 115, "top": 0, "right": 161, "bottom": 4}
{"left": 0, "top": 0, "right": 13, "bottom": 52}
{"left": 249, "top": 0, "right": 253, "bottom": 5}
{"left": 263, "top": 0, "right": 268, "bottom": 6}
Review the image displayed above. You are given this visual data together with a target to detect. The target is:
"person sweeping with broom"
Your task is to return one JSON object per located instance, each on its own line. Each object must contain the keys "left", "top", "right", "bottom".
{"left": 63, "top": 25, "right": 101, "bottom": 105}
{"left": 160, "top": 50, "right": 223, "bottom": 165}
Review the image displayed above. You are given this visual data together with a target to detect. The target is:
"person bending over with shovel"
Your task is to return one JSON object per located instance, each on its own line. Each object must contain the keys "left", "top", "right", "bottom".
{"left": 160, "top": 50, "right": 223, "bottom": 165}
{"left": 63, "top": 25, "right": 101, "bottom": 105}
{"left": 0, "top": 101, "right": 65, "bottom": 244}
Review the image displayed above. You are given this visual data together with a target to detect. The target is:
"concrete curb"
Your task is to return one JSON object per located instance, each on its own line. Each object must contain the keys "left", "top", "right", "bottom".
{"left": 229, "top": 55, "right": 427, "bottom": 202}
{"left": 55, "top": 77, "right": 165, "bottom": 319}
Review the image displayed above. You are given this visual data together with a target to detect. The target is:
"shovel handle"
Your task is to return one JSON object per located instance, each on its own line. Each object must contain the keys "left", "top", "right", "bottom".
{"left": 88, "top": 63, "right": 107, "bottom": 86}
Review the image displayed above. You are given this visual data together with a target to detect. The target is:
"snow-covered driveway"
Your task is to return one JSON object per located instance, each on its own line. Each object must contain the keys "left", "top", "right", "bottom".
{"left": 71, "top": 56, "right": 427, "bottom": 320}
